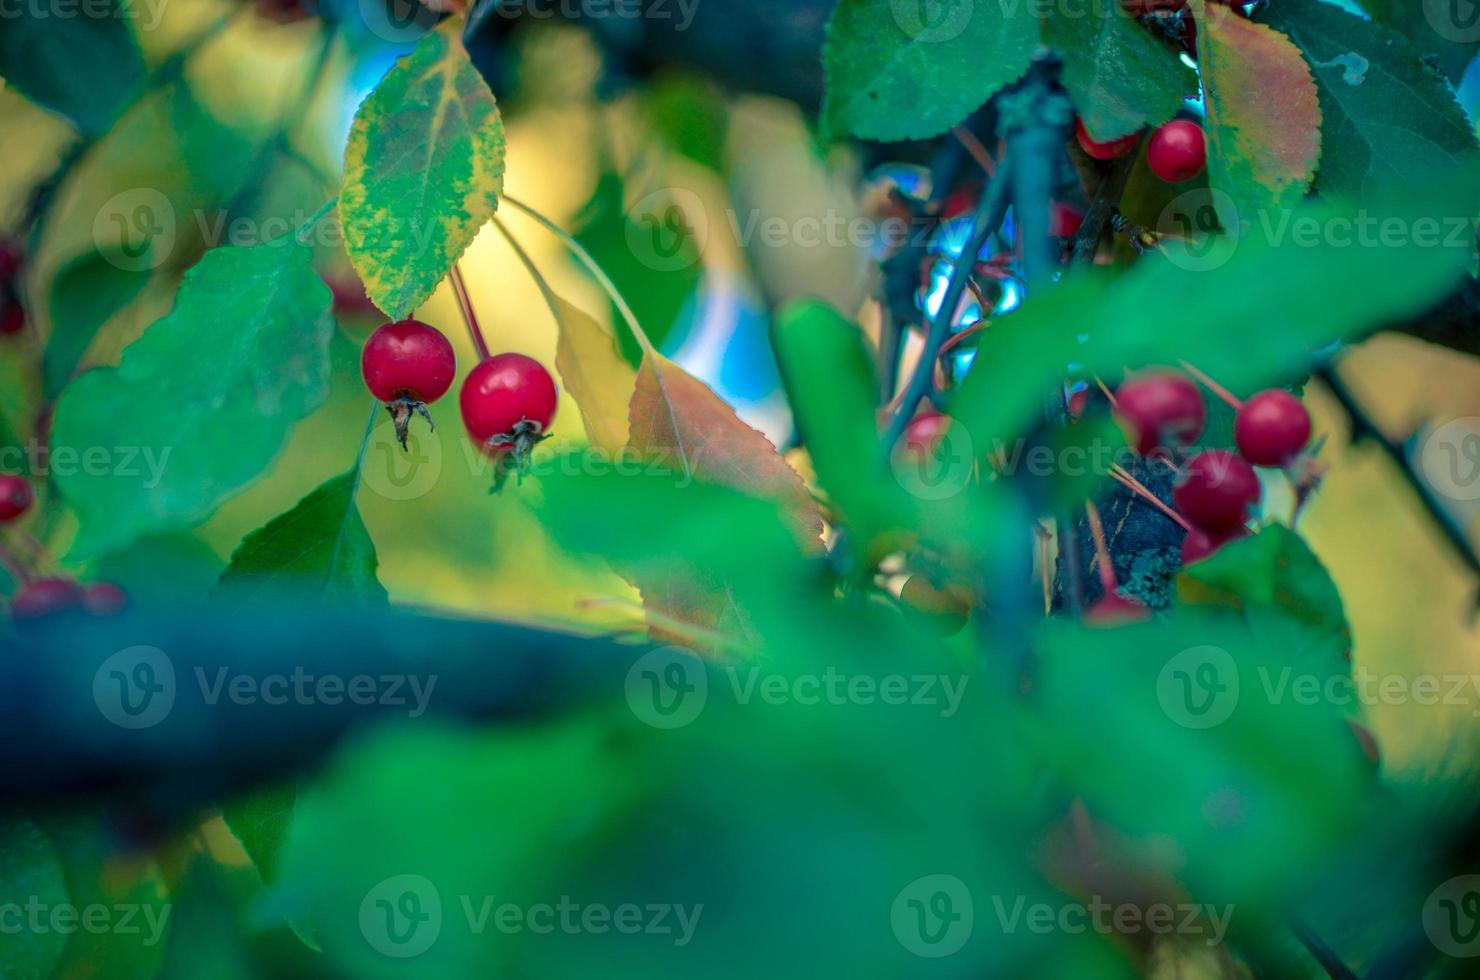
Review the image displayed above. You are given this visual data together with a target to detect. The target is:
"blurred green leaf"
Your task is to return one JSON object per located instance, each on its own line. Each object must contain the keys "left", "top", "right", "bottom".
{"left": 1180, "top": 523, "right": 1351, "bottom": 664}
{"left": 1043, "top": 3, "right": 1194, "bottom": 141}
{"left": 44, "top": 253, "right": 150, "bottom": 399}
{"left": 573, "top": 171, "right": 699, "bottom": 365}
{"left": 772, "top": 299, "right": 888, "bottom": 533}
{"left": 91, "top": 533, "right": 225, "bottom": 606}
{"left": 0, "top": 2, "right": 144, "bottom": 135}
{"left": 823, "top": 0, "right": 1038, "bottom": 140}
{"left": 644, "top": 73, "right": 728, "bottom": 173}
{"left": 52, "top": 232, "right": 334, "bottom": 558}
{"left": 340, "top": 20, "right": 506, "bottom": 319}
{"left": 217, "top": 471, "right": 387, "bottom": 604}
{"left": 1261, "top": 0, "right": 1480, "bottom": 206}
{"left": 0, "top": 812, "right": 70, "bottom": 980}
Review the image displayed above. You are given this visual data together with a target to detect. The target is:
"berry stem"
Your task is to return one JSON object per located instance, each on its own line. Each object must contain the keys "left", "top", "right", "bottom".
{"left": 1093, "top": 375, "right": 1118, "bottom": 409}
{"left": 1289, "top": 917, "right": 1358, "bottom": 980}
{"left": 1108, "top": 463, "right": 1193, "bottom": 532}
{"left": 1083, "top": 500, "right": 1118, "bottom": 595}
{"left": 880, "top": 151, "right": 1014, "bottom": 459}
{"left": 1071, "top": 131, "right": 1145, "bottom": 265}
{"left": 950, "top": 125, "right": 997, "bottom": 177}
{"left": 448, "top": 262, "right": 492, "bottom": 361}
{"left": 936, "top": 321, "right": 988, "bottom": 360}
{"left": 1178, "top": 359, "right": 1243, "bottom": 410}
{"left": 502, "top": 195, "right": 656, "bottom": 356}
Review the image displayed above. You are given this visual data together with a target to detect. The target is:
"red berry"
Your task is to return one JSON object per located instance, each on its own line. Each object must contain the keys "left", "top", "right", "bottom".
{"left": 10, "top": 578, "right": 85, "bottom": 622}
{"left": 0, "top": 475, "right": 32, "bottom": 522}
{"left": 1075, "top": 119, "right": 1140, "bottom": 161}
{"left": 1173, "top": 451, "right": 1261, "bottom": 534}
{"left": 1050, "top": 202, "right": 1084, "bottom": 238}
{"left": 0, "top": 298, "right": 24, "bottom": 337}
{"left": 1067, "top": 388, "right": 1090, "bottom": 420}
{"left": 83, "top": 582, "right": 128, "bottom": 616}
{"left": 1180, "top": 525, "right": 1249, "bottom": 566}
{"left": 460, "top": 353, "right": 559, "bottom": 467}
{"left": 1115, "top": 371, "right": 1206, "bottom": 455}
{"left": 361, "top": 319, "right": 456, "bottom": 404}
{"left": 1085, "top": 592, "right": 1149, "bottom": 626}
{"left": 900, "top": 576, "right": 972, "bottom": 636}
{"left": 902, "top": 411, "right": 952, "bottom": 458}
{"left": 1234, "top": 390, "right": 1311, "bottom": 467}
{"left": 362, "top": 319, "right": 456, "bottom": 449}
{"left": 1147, "top": 120, "right": 1207, "bottom": 183}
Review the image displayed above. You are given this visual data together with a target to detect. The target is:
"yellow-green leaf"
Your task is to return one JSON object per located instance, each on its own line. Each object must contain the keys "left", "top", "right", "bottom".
{"left": 553, "top": 296, "right": 637, "bottom": 453}
{"left": 340, "top": 19, "right": 507, "bottom": 319}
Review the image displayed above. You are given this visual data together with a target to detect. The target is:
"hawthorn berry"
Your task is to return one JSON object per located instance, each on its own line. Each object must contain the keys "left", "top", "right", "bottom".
{"left": 1085, "top": 592, "right": 1149, "bottom": 626}
{"left": 1147, "top": 120, "right": 1207, "bottom": 184}
{"left": 0, "top": 239, "right": 21, "bottom": 280}
{"left": 1180, "top": 525, "right": 1249, "bottom": 566}
{"left": 0, "top": 295, "right": 24, "bottom": 337}
{"left": 1075, "top": 119, "right": 1140, "bottom": 161}
{"left": 1173, "top": 451, "right": 1261, "bottom": 534}
{"left": 460, "top": 353, "right": 559, "bottom": 477}
{"left": 83, "top": 582, "right": 128, "bottom": 616}
{"left": 902, "top": 411, "right": 953, "bottom": 458}
{"left": 1234, "top": 389, "right": 1311, "bottom": 467}
{"left": 0, "top": 475, "right": 32, "bottom": 522}
{"left": 10, "top": 578, "right": 85, "bottom": 622}
{"left": 361, "top": 319, "right": 457, "bottom": 449}
{"left": 1050, "top": 202, "right": 1084, "bottom": 238}
{"left": 1114, "top": 371, "right": 1206, "bottom": 455}
{"left": 900, "top": 576, "right": 972, "bottom": 636}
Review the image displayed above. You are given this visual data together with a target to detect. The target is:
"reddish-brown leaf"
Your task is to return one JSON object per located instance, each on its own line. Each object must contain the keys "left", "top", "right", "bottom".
{"left": 1193, "top": 0, "right": 1322, "bottom": 231}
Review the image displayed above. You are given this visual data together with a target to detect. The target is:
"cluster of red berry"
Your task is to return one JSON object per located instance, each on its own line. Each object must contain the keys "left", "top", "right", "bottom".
{"left": 1114, "top": 369, "right": 1313, "bottom": 564}
{"left": 1076, "top": 118, "right": 1208, "bottom": 185}
{"left": 0, "top": 475, "right": 127, "bottom": 623}
{"left": 360, "top": 319, "right": 559, "bottom": 478}
{"left": 0, "top": 240, "right": 27, "bottom": 338}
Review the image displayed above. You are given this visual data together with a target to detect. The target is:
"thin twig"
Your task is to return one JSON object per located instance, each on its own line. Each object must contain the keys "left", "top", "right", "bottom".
{"left": 1316, "top": 364, "right": 1480, "bottom": 582}
{"left": 1083, "top": 500, "right": 1117, "bottom": 594}
{"left": 1070, "top": 135, "right": 1144, "bottom": 266}
{"left": 880, "top": 153, "right": 1014, "bottom": 458}
{"left": 950, "top": 125, "right": 996, "bottom": 177}
{"left": 1289, "top": 918, "right": 1358, "bottom": 980}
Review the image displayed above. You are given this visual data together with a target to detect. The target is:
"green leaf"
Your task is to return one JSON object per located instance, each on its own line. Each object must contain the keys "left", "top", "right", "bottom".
{"left": 553, "top": 294, "right": 637, "bottom": 454}
{"left": 1193, "top": 0, "right": 1323, "bottom": 231}
{"left": 823, "top": 0, "right": 1038, "bottom": 141}
{"left": 217, "top": 471, "right": 387, "bottom": 604}
{"left": 1261, "top": 0, "right": 1480, "bottom": 206}
{"left": 1361, "top": 0, "right": 1480, "bottom": 82}
{"left": 644, "top": 72, "right": 729, "bottom": 173}
{"left": 0, "top": 2, "right": 145, "bottom": 135}
{"left": 1042, "top": 4, "right": 1195, "bottom": 141}
{"left": 52, "top": 233, "right": 334, "bottom": 558}
{"left": 0, "top": 813, "right": 70, "bottom": 980}
{"left": 1179, "top": 524, "right": 1351, "bottom": 661}
{"left": 772, "top": 299, "right": 893, "bottom": 536}
{"left": 573, "top": 170, "right": 700, "bottom": 365}
{"left": 222, "top": 784, "right": 298, "bottom": 885}
{"left": 43, "top": 253, "right": 151, "bottom": 399}
{"left": 340, "top": 19, "right": 507, "bottom": 319}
